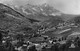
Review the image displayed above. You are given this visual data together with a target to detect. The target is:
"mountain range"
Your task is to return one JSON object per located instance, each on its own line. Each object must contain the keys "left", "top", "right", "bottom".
{"left": 0, "top": 3, "right": 80, "bottom": 39}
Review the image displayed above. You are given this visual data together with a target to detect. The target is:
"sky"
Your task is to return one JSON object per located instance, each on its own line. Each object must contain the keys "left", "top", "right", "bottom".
{"left": 47, "top": 0, "right": 80, "bottom": 15}
{"left": 0, "top": 0, "right": 80, "bottom": 15}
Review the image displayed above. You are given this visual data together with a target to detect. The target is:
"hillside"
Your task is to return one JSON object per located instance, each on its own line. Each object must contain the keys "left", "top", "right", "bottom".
{"left": 0, "top": 3, "right": 80, "bottom": 42}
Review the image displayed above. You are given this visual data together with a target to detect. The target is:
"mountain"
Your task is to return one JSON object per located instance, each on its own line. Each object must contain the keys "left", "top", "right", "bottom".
{"left": 8, "top": 4, "right": 68, "bottom": 32}
{"left": 0, "top": 3, "right": 33, "bottom": 32}
{"left": 24, "top": 3, "right": 62, "bottom": 15}
{"left": 7, "top": 3, "right": 62, "bottom": 22}
{"left": 1, "top": 3, "right": 79, "bottom": 40}
{"left": 9, "top": 3, "right": 77, "bottom": 22}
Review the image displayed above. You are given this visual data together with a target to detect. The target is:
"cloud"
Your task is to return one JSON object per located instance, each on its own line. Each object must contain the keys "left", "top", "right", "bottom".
{"left": 1, "top": 0, "right": 47, "bottom": 6}
{"left": 28, "top": 0, "right": 47, "bottom": 5}
{"left": 0, "top": 0, "right": 29, "bottom": 6}
{"left": 47, "top": 0, "right": 80, "bottom": 15}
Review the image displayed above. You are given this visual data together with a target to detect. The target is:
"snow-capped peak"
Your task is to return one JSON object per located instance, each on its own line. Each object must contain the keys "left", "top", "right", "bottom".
{"left": 23, "top": 4, "right": 62, "bottom": 16}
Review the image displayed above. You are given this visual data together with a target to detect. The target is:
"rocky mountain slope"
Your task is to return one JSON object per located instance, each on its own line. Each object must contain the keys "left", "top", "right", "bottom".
{"left": 7, "top": 3, "right": 62, "bottom": 21}
{"left": 0, "top": 3, "right": 80, "bottom": 40}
